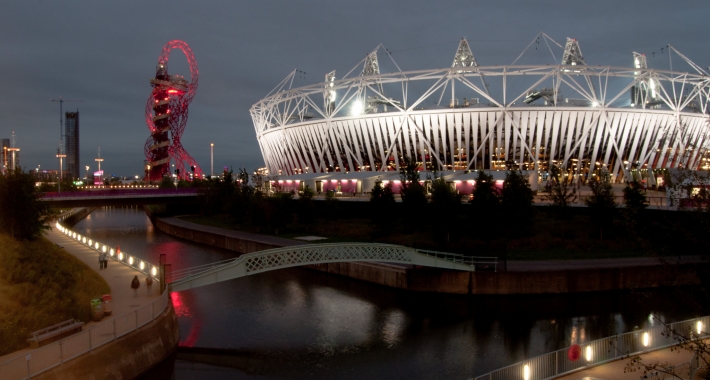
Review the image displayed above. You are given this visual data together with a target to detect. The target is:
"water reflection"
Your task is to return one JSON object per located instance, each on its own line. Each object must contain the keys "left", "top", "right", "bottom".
{"left": 72, "top": 207, "right": 700, "bottom": 379}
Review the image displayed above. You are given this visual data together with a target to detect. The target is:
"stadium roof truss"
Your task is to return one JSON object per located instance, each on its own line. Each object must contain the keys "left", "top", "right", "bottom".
{"left": 251, "top": 35, "right": 710, "bottom": 182}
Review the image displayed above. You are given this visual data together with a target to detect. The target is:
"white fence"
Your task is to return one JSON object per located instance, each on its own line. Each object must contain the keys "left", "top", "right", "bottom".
{"left": 0, "top": 208, "right": 170, "bottom": 379}
{"left": 474, "top": 315, "right": 709, "bottom": 380}
{"left": 0, "top": 289, "right": 170, "bottom": 380}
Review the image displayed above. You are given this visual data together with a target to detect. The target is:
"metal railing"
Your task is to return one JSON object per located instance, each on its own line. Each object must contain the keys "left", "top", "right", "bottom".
{"left": 0, "top": 212, "right": 170, "bottom": 379}
{"left": 170, "top": 258, "right": 238, "bottom": 283}
{"left": 54, "top": 218, "right": 161, "bottom": 281}
{"left": 474, "top": 315, "right": 709, "bottom": 380}
{"left": 40, "top": 187, "right": 200, "bottom": 199}
{"left": 0, "top": 289, "right": 170, "bottom": 380}
{"left": 416, "top": 249, "right": 498, "bottom": 271}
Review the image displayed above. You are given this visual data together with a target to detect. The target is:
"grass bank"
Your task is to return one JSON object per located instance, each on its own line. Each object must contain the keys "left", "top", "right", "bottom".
{"left": 0, "top": 233, "right": 110, "bottom": 356}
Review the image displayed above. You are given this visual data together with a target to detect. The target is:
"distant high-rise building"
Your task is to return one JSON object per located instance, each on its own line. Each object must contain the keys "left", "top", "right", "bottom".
{"left": 65, "top": 111, "right": 80, "bottom": 179}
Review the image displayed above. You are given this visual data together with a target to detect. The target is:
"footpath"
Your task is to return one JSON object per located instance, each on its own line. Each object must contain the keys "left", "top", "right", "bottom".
{"left": 0, "top": 227, "right": 160, "bottom": 365}
{"left": 554, "top": 345, "right": 699, "bottom": 379}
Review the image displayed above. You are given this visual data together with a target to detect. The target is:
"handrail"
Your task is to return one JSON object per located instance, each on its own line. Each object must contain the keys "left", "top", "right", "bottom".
{"left": 474, "top": 315, "right": 709, "bottom": 380}
{"left": 55, "top": 219, "right": 161, "bottom": 281}
{"left": 170, "top": 258, "right": 239, "bottom": 282}
{"left": 41, "top": 187, "right": 200, "bottom": 199}
{"left": 0, "top": 288, "right": 170, "bottom": 380}
{"left": 416, "top": 248, "right": 497, "bottom": 270}
{"left": 0, "top": 212, "right": 172, "bottom": 380}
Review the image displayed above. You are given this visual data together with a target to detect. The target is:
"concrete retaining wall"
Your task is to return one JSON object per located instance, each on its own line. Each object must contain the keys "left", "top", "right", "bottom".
{"left": 34, "top": 302, "right": 179, "bottom": 380}
{"left": 155, "top": 218, "right": 290, "bottom": 253}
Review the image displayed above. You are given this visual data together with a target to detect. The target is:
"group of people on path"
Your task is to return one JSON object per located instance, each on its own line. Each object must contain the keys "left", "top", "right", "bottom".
{"left": 96, "top": 251, "right": 154, "bottom": 297}
{"left": 131, "top": 275, "right": 153, "bottom": 297}
{"left": 98, "top": 252, "right": 109, "bottom": 269}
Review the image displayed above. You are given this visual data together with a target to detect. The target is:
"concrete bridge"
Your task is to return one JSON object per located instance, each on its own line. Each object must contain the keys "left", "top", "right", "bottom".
{"left": 40, "top": 188, "right": 199, "bottom": 207}
{"left": 169, "top": 243, "right": 477, "bottom": 291}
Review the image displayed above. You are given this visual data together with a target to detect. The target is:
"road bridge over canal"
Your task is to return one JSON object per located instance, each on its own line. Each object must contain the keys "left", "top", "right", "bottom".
{"left": 40, "top": 188, "right": 199, "bottom": 207}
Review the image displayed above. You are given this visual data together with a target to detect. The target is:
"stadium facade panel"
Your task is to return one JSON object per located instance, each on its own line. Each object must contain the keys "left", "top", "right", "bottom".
{"left": 251, "top": 37, "right": 710, "bottom": 184}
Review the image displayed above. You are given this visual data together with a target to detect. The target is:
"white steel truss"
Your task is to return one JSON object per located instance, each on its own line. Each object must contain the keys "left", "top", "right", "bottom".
{"left": 250, "top": 38, "right": 710, "bottom": 182}
{"left": 169, "top": 243, "right": 476, "bottom": 292}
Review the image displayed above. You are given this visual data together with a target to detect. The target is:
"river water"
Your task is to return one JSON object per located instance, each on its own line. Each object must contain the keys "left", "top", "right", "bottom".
{"left": 72, "top": 206, "right": 698, "bottom": 379}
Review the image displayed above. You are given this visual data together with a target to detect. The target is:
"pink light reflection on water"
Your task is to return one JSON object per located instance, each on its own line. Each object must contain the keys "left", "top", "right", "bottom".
{"left": 171, "top": 291, "right": 201, "bottom": 347}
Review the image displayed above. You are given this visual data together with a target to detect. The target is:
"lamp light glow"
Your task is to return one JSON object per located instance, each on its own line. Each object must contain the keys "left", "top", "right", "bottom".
{"left": 697, "top": 321, "right": 703, "bottom": 335}
{"left": 129, "top": 256, "right": 134, "bottom": 265}
{"left": 140, "top": 261, "right": 145, "bottom": 270}
{"left": 585, "top": 346, "right": 592, "bottom": 362}
{"left": 151, "top": 267, "right": 158, "bottom": 276}
{"left": 523, "top": 364, "right": 530, "bottom": 380}
{"left": 642, "top": 332, "right": 650, "bottom": 347}
{"left": 351, "top": 99, "right": 363, "bottom": 116}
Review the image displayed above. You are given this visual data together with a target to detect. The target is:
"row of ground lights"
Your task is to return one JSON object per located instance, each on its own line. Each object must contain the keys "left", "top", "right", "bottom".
{"left": 56, "top": 222, "right": 159, "bottom": 279}
{"left": 521, "top": 320, "right": 704, "bottom": 380}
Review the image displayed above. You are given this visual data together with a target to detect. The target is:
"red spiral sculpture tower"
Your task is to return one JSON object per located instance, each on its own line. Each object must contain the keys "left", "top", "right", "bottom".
{"left": 144, "top": 40, "right": 203, "bottom": 181}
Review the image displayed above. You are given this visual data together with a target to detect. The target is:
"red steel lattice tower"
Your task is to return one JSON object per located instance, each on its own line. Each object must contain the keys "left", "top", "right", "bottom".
{"left": 144, "top": 40, "right": 203, "bottom": 181}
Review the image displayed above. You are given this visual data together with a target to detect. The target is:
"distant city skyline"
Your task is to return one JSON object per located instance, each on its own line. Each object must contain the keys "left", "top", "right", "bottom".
{"left": 1, "top": 1, "right": 709, "bottom": 176}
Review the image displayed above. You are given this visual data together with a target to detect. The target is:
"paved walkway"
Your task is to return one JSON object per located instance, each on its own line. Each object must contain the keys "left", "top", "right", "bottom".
{"left": 555, "top": 345, "right": 697, "bottom": 379}
{"left": 0, "top": 227, "right": 159, "bottom": 364}
{"left": 507, "top": 256, "right": 704, "bottom": 272}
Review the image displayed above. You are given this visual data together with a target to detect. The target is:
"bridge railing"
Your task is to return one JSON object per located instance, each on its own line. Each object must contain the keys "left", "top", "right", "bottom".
{"left": 41, "top": 187, "right": 200, "bottom": 199}
{"left": 170, "top": 258, "right": 238, "bottom": 283}
{"left": 416, "top": 249, "right": 496, "bottom": 271}
{"left": 473, "top": 315, "right": 709, "bottom": 380}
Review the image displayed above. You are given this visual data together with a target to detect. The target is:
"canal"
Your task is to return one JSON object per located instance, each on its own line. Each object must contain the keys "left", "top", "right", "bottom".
{"left": 72, "top": 206, "right": 698, "bottom": 379}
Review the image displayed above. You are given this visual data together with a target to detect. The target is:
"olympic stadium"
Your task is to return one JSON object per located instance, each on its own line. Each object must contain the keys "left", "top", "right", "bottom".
{"left": 250, "top": 34, "right": 710, "bottom": 194}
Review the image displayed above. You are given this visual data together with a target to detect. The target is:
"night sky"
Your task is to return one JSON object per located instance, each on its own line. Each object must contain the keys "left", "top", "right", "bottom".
{"left": 1, "top": 1, "right": 708, "bottom": 178}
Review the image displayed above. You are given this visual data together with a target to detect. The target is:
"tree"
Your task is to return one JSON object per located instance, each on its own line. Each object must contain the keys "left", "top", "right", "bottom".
{"left": 584, "top": 170, "right": 617, "bottom": 239}
{"left": 370, "top": 178, "right": 395, "bottom": 204}
{"left": 0, "top": 169, "right": 55, "bottom": 240}
{"left": 297, "top": 185, "right": 316, "bottom": 232}
{"left": 544, "top": 165, "right": 577, "bottom": 207}
{"left": 623, "top": 180, "right": 648, "bottom": 211}
{"left": 399, "top": 156, "right": 427, "bottom": 229}
{"left": 544, "top": 165, "right": 577, "bottom": 239}
{"left": 158, "top": 176, "right": 174, "bottom": 189}
{"left": 469, "top": 170, "right": 500, "bottom": 240}
{"left": 430, "top": 176, "right": 462, "bottom": 242}
{"left": 501, "top": 170, "right": 534, "bottom": 229}
{"left": 369, "top": 179, "right": 396, "bottom": 235}
{"left": 399, "top": 156, "right": 427, "bottom": 205}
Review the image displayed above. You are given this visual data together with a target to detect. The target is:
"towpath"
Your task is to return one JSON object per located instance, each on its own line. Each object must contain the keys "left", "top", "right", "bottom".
{"left": 0, "top": 227, "right": 159, "bottom": 364}
{"left": 553, "top": 344, "right": 697, "bottom": 379}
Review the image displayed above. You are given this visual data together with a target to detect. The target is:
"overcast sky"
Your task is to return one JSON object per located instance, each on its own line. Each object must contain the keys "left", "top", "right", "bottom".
{"left": 1, "top": 1, "right": 709, "bottom": 178}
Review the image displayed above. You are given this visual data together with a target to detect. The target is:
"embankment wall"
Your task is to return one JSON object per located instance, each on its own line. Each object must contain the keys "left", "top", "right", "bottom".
{"left": 153, "top": 217, "right": 704, "bottom": 295}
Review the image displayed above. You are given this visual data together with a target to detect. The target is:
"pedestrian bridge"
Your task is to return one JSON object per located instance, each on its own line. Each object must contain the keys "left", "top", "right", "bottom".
{"left": 169, "top": 243, "right": 479, "bottom": 291}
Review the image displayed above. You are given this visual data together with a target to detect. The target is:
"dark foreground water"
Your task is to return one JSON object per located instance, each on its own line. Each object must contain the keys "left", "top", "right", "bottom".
{"left": 73, "top": 207, "right": 698, "bottom": 379}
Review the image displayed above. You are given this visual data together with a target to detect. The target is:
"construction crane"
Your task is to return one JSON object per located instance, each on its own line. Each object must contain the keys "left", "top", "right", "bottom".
{"left": 50, "top": 96, "right": 84, "bottom": 153}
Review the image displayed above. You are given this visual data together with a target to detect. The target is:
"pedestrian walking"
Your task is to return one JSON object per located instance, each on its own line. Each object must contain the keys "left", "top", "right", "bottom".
{"left": 131, "top": 275, "right": 140, "bottom": 297}
{"left": 98, "top": 253, "right": 104, "bottom": 270}
{"left": 103, "top": 253, "right": 108, "bottom": 269}
{"left": 145, "top": 275, "right": 153, "bottom": 296}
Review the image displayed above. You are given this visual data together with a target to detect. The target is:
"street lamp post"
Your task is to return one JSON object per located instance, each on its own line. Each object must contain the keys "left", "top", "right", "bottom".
{"left": 56, "top": 152, "right": 66, "bottom": 193}
{"left": 210, "top": 143, "right": 214, "bottom": 178}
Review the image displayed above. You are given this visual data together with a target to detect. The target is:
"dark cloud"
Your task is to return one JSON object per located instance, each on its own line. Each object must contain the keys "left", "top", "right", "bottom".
{"left": 1, "top": 0, "right": 708, "bottom": 176}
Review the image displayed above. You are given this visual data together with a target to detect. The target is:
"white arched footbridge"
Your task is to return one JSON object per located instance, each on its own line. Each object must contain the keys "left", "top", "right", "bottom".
{"left": 169, "top": 243, "right": 483, "bottom": 292}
